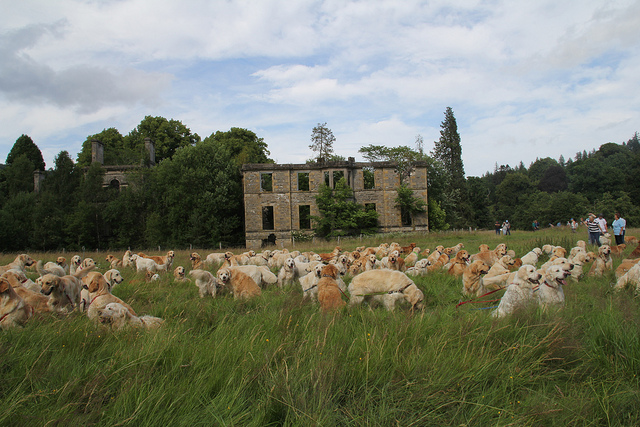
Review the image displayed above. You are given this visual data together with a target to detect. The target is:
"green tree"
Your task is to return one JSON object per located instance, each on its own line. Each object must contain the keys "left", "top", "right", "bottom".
{"left": 432, "top": 107, "right": 470, "bottom": 228}
{"left": 204, "top": 128, "right": 272, "bottom": 168}
{"left": 311, "top": 178, "right": 378, "bottom": 237}
{"left": 6, "top": 134, "right": 45, "bottom": 171}
{"left": 538, "top": 164, "right": 568, "bottom": 193}
{"left": 309, "top": 123, "right": 336, "bottom": 163}
{"left": 394, "top": 184, "right": 427, "bottom": 229}
{"left": 125, "top": 116, "right": 200, "bottom": 164}
{"left": 76, "top": 128, "right": 128, "bottom": 167}
{"left": 2, "top": 155, "right": 35, "bottom": 197}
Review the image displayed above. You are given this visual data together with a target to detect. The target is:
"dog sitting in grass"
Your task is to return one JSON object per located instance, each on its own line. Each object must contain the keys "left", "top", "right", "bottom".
{"left": 317, "top": 264, "right": 345, "bottom": 312}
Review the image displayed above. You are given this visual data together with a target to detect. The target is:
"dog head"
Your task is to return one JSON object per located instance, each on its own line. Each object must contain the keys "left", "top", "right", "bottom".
{"left": 455, "top": 250, "right": 470, "bottom": 263}
{"left": 470, "top": 260, "right": 490, "bottom": 276}
{"left": 217, "top": 268, "right": 231, "bottom": 283}
{"left": 40, "top": 274, "right": 61, "bottom": 296}
{"left": 104, "top": 269, "right": 124, "bottom": 288}
{"left": 81, "top": 258, "right": 96, "bottom": 270}
{"left": 18, "top": 254, "right": 35, "bottom": 267}
{"left": 320, "top": 263, "right": 339, "bottom": 280}
{"left": 495, "top": 243, "right": 508, "bottom": 257}
{"left": 70, "top": 255, "right": 82, "bottom": 268}
{"left": 552, "top": 246, "right": 567, "bottom": 258}
{"left": 0, "top": 277, "right": 11, "bottom": 294}
{"left": 82, "top": 271, "right": 109, "bottom": 294}
{"left": 403, "top": 283, "right": 424, "bottom": 311}
{"left": 545, "top": 265, "right": 571, "bottom": 288}
{"left": 190, "top": 252, "right": 201, "bottom": 262}
{"left": 599, "top": 245, "right": 611, "bottom": 258}
{"left": 97, "top": 302, "right": 130, "bottom": 327}
{"left": 499, "top": 255, "right": 516, "bottom": 268}
{"left": 56, "top": 256, "right": 67, "bottom": 266}
{"left": 516, "top": 265, "right": 542, "bottom": 288}
{"left": 174, "top": 266, "right": 186, "bottom": 279}
{"left": 167, "top": 250, "right": 175, "bottom": 259}
{"left": 285, "top": 257, "right": 296, "bottom": 270}
{"left": 478, "top": 244, "right": 490, "bottom": 252}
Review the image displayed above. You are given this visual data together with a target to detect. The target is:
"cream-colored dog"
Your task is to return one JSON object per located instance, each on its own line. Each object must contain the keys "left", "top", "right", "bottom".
{"left": 0, "top": 277, "right": 33, "bottom": 330}
{"left": 462, "top": 260, "right": 491, "bottom": 296}
{"left": 588, "top": 245, "right": 612, "bottom": 276}
{"left": 216, "top": 267, "right": 262, "bottom": 300}
{"left": 40, "top": 265, "right": 95, "bottom": 312}
{"left": 97, "top": 302, "right": 164, "bottom": 330}
{"left": 348, "top": 269, "right": 424, "bottom": 311}
{"left": 189, "top": 270, "right": 218, "bottom": 298}
{"left": 0, "top": 254, "right": 36, "bottom": 275}
{"left": 492, "top": 265, "right": 542, "bottom": 318}
{"left": 83, "top": 271, "right": 136, "bottom": 320}
{"left": 538, "top": 264, "right": 571, "bottom": 309}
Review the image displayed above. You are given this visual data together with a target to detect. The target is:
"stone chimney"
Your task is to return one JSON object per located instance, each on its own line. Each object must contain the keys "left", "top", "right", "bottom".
{"left": 91, "top": 139, "right": 104, "bottom": 164}
{"left": 33, "top": 170, "right": 45, "bottom": 193}
{"left": 144, "top": 138, "right": 156, "bottom": 166}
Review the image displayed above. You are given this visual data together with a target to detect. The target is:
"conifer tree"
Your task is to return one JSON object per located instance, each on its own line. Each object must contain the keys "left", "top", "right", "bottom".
{"left": 309, "top": 123, "right": 336, "bottom": 163}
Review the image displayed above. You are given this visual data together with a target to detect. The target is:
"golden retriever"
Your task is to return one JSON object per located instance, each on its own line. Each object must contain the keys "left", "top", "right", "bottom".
{"left": 462, "top": 260, "right": 491, "bottom": 296}
{"left": 105, "top": 254, "right": 123, "bottom": 268}
{"left": 173, "top": 266, "right": 190, "bottom": 282}
{"left": 317, "top": 264, "right": 346, "bottom": 312}
{"left": 610, "top": 244, "right": 627, "bottom": 256}
{"left": 69, "top": 255, "right": 82, "bottom": 274}
{"left": 588, "top": 245, "right": 612, "bottom": 276}
{"left": 0, "top": 277, "right": 32, "bottom": 330}
{"left": 538, "top": 264, "right": 571, "bottom": 309}
{"left": 492, "top": 265, "right": 542, "bottom": 318}
{"left": 470, "top": 243, "right": 507, "bottom": 267}
{"left": 189, "top": 270, "right": 218, "bottom": 298}
{"left": 104, "top": 269, "right": 124, "bottom": 290}
{"left": 520, "top": 248, "right": 542, "bottom": 266}
{"left": 0, "top": 254, "right": 36, "bottom": 274}
{"left": 141, "top": 251, "right": 175, "bottom": 268}
{"left": 403, "top": 247, "right": 421, "bottom": 267}
{"left": 318, "top": 246, "right": 342, "bottom": 263}
{"left": 614, "top": 263, "right": 640, "bottom": 292}
{"left": 277, "top": 256, "right": 299, "bottom": 288}
{"left": 39, "top": 260, "right": 66, "bottom": 277}
{"left": 216, "top": 267, "right": 262, "bottom": 300}
{"left": 190, "top": 252, "right": 204, "bottom": 270}
{"left": 97, "top": 302, "right": 163, "bottom": 330}
{"left": 300, "top": 264, "right": 324, "bottom": 299}
{"left": 348, "top": 269, "right": 424, "bottom": 311}
{"left": 2, "top": 271, "right": 50, "bottom": 313}
{"left": 40, "top": 265, "right": 95, "bottom": 313}
{"left": 447, "top": 250, "right": 470, "bottom": 277}
{"left": 83, "top": 271, "right": 136, "bottom": 320}
{"left": 485, "top": 255, "right": 517, "bottom": 279}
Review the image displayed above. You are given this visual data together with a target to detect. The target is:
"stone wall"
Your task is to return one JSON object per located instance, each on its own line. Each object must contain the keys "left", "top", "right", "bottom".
{"left": 241, "top": 160, "right": 428, "bottom": 249}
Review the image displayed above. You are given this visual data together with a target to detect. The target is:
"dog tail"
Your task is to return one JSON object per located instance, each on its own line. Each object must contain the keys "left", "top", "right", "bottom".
{"left": 72, "top": 264, "right": 96, "bottom": 279}
{"left": 36, "top": 260, "right": 46, "bottom": 276}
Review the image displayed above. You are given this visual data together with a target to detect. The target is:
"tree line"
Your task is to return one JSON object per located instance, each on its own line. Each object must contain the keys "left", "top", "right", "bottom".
{"left": 0, "top": 112, "right": 638, "bottom": 252}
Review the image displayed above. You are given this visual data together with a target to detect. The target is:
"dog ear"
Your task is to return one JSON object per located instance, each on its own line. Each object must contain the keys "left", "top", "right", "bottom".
{"left": 0, "top": 278, "right": 9, "bottom": 293}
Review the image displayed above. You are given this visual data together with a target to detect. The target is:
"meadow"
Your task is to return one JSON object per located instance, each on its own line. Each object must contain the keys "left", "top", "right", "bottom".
{"left": 1, "top": 227, "right": 640, "bottom": 426}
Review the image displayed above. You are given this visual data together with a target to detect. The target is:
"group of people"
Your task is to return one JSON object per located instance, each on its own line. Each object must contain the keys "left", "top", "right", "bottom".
{"left": 494, "top": 220, "right": 511, "bottom": 235}
{"left": 584, "top": 212, "right": 627, "bottom": 246}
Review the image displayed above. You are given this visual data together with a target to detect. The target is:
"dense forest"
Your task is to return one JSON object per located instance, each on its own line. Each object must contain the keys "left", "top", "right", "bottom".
{"left": 0, "top": 113, "right": 638, "bottom": 251}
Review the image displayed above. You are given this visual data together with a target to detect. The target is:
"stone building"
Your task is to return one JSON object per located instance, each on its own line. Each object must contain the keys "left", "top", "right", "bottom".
{"left": 242, "top": 158, "right": 428, "bottom": 248}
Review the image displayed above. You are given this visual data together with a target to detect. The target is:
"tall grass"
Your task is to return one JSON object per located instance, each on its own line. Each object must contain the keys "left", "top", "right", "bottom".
{"left": 1, "top": 228, "right": 639, "bottom": 425}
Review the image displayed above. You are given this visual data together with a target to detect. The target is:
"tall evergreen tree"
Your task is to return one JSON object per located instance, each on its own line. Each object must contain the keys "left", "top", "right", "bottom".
{"left": 309, "top": 123, "right": 336, "bottom": 163}
{"left": 432, "top": 107, "right": 469, "bottom": 227}
{"left": 6, "top": 134, "right": 45, "bottom": 171}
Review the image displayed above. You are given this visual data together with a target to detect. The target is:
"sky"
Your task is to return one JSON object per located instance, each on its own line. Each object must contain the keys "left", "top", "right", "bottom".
{"left": 1, "top": 0, "right": 639, "bottom": 177}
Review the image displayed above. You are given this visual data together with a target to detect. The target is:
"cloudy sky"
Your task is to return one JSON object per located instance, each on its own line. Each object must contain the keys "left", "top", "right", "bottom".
{"left": 1, "top": 0, "right": 639, "bottom": 177}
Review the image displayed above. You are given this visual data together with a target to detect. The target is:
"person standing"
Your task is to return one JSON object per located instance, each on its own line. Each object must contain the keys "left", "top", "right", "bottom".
{"left": 495, "top": 220, "right": 502, "bottom": 235}
{"left": 570, "top": 218, "right": 578, "bottom": 233}
{"left": 612, "top": 212, "right": 626, "bottom": 245}
{"left": 587, "top": 214, "right": 601, "bottom": 246}
{"left": 595, "top": 213, "right": 608, "bottom": 237}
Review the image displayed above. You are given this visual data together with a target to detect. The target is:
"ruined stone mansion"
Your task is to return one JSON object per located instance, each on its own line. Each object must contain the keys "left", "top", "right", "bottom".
{"left": 242, "top": 158, "right": 429, "bottom": 249}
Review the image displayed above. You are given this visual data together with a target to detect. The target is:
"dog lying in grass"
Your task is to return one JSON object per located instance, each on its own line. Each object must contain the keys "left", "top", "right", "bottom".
{"left": 348, "top": 269, "right": 423, "bottom": 311}
{"left": 97, "top": 302, "right": 163, "bottom": 330}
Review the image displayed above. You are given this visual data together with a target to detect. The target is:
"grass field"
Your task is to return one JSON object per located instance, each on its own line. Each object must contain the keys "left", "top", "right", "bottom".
{"left": 1, "top": 228, "right": 640, "bottom": 426}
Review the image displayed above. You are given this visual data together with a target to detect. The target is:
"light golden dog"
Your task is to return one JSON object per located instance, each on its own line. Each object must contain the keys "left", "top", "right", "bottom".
{"left": 189, "top": 270, "right": 218, "bottom": 298}
{"left": 141, "top": 251, "right": 175, "bottom": 268}
{"left": 69, "top": 255, "right": 82, "bottom": 274}
{"left": 403, "top": 247, "right": 421, "bottom": 267}
{"left": 447, "top": 250, "right": 470, "bottom": 277}
{"left": 0, "top": 277, "right": 32, "bottom": 330}
{"left": 105, "top": 254, "right": 123, "bottom": 268}
{"left": 190, "top": 252, "right": 204, "bottom": 270}
{"left": 614, "top": 263, "right": 640, "bottom": 292}
{"left": 173, "top": 266, "right": 190, "bottom": 282}
{"left": 588, "top": 245, "right": 612, "bottom": 276}
{"left": 485, "top": 255, "right": 517, "bottom": 279}
{"left": 616, "top": 258, "right": 640, "bottom": 278}
{"left": 317, "top": 264, "right": 346, "bottom": 312}
{"left": 2, "top": 271, "right": 50, "bottom": 313}
{"left": 277, "top": 256, "right": 299, "bottom": 288}
{"left": 216, "top": 267, "right": 261, "bottom": 300}
{"left": 462, "top": 260, "right": 491, "bottom": 296}
{"left": 538, "top": 264, "right": 571, "bottom": 309}
{"left": 348, "top": 269, "right": 424, "bottom": 311}
{"left": 97, "top": 302, "right": 164, "bottom": 330}
{"left": 492, "top": 265, "right": 542, "bottom": 318}
{"left": 472, "top": 243, "right": 508, "bottom": 267}
{"left": 520, "top": 248, "right": 542, "bottom": 266}
{"left": 318, "top": 246, "right": 342, "bottom": 263}
{"left": 83, "top": 271, "right": 136, "bottom": 320}
{"left": 610, "top": 244, "right": 627, "bottom": 256}
{"left": 0, "top": 254, "right": 36, "bottom": 274}
{"left": 104, "top": 269, "right": 124, "bottom": 290}
{"left": 40, "top": 265, "right": 95, "bottom": 312}
{"left": 300, "top": 264, "right": 324, "bottom": 300}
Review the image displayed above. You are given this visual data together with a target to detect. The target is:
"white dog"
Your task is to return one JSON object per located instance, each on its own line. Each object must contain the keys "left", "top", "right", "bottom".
{"left": 520, "top": 248, "right": 542, "bottom": 266}
{"left": 348, "top": 269, "right": 424, "bottom": 311}
{"left": 492, "top": 265, "right": 542, "bottom": 318}
{"left": 277, "top": 257, "right": 300, "bottom": 288}
{"left": 537, "top": 264, "right": 571, "bottom": 309}
{"left": 189, "top": 270, "right": 219, "bottom": 298}
{"left": 130, "top": 254, "right": 159, "bottom": 273}
{"left": 97, "top": 302, "right": 164, "bottom": 330}
{"left": 299, "top": 264, "right": 324, "bottom": 300}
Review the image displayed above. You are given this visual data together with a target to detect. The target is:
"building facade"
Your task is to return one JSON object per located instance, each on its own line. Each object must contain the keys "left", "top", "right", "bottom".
{"left": 241, "top": 158, "right": 428, "bottom": 249}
